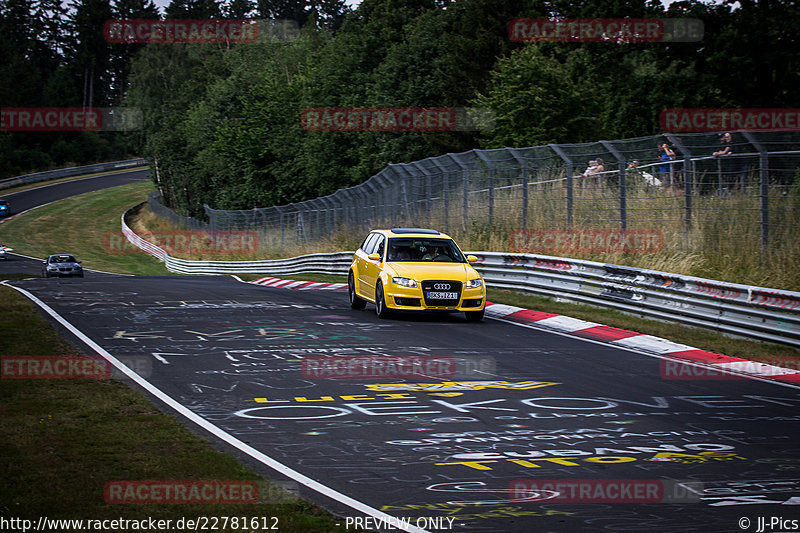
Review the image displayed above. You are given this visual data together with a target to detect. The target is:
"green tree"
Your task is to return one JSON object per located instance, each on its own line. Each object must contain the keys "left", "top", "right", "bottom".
{"left": 473, "top": 45, "right": 601, "bottom": 147}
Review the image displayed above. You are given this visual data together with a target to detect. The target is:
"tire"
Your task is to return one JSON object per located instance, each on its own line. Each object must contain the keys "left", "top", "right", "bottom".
{"left": 375, "top": 280, "right": 392, "bottom": 319}
{"left": 349, "top": 272, "right": 366, "bottom": 310}
{"left": 465, "top": 309, "right": 484, "bottom": 322}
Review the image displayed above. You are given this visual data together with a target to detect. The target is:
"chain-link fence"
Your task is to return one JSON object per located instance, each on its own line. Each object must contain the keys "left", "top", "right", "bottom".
{"left": 150, "top": 131, "right": 800, "bottom": 256}
{"left": 148, "top": 191, "right": 209, "bottom": 231}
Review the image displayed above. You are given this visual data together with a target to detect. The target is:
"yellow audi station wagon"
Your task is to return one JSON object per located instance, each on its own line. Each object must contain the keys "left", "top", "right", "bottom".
{"left": 348, "top": 228, "right": 486, "bottom": 321}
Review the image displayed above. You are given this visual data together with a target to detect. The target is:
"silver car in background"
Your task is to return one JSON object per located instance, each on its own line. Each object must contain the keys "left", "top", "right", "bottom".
{"left": 42, "top": 254, "right": 84, "bottom": 277}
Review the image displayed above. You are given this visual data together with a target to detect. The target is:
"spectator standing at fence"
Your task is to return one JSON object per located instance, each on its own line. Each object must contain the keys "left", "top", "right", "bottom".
{"left": 657, "top": 142, "right": 675, "bottom": 187}
{"left": 581, "top": 158, "right": 605, "bottom": 186}
{"left": 713, "top": 132, "right": 733, "bottom": 157}
{"left": 713, "top": 132, "right": 747, "bottom": 188}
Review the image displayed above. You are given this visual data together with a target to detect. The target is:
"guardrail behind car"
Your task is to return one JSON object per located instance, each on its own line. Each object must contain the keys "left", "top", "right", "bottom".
{"left": 121, "top": 208, "right": 800, "bottom": 348}
{"left": 0, "top": 158, "right": 148, "bottom": 191}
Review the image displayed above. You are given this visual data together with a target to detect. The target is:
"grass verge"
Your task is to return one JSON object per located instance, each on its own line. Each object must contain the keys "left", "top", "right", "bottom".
{"left": 0, "top": 181, "right": 168, "bottom": 276}
{"left": 0, "top": 278, "right": 359, "bottom": 531}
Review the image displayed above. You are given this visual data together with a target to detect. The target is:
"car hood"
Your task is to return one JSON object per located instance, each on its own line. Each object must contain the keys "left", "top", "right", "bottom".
{"left": 387, "top": 262, "right": 480, "bottom": 280}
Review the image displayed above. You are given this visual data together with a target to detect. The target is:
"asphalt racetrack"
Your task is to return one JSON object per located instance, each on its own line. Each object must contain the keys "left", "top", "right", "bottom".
{"left": 9, "top": 273, "right": 800, "bottom": 533}
{"left": 0, "top": 168, "right": 149, "bottom": 216}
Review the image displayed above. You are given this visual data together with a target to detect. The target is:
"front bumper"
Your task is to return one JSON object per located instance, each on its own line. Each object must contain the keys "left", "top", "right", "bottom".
{"left": 386, "top": 281, "right": 485, "bottom": 312}
{"left": 47, "top": 268, "right": 83, "bottom": 277}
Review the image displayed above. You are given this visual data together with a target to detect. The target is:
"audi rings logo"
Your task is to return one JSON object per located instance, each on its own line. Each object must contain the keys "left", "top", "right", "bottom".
{"left": 433, "top": 283, "right": 451, "bottom": 290}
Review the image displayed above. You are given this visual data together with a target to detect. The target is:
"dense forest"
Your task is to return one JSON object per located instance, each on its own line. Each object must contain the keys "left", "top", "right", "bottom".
{"left": 2, "top": 0, "right": 798, "bottom": 216}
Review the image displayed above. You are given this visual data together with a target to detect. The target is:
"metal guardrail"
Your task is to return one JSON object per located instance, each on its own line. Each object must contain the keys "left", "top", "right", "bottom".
{"left": 470, "top": 252, "right": 800, "bottom": 348}
{"left": 0, "top": 158, "right": 148, "bottom": 191}
{"left": 122, "top": 209, "right": 800, "bottom": 348}
{"left": 121, "top": 207, "right": 352, "bottom": 276}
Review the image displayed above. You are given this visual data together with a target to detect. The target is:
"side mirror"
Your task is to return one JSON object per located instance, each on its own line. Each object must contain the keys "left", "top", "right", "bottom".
{"left": 77, "top": 260, "right": 82, "bottom": 263}
{"left": 367, "top": 253, "right": 381, "bottom": 261}
{"left": 466, "top": 255, "right": 478, "bottom": 263}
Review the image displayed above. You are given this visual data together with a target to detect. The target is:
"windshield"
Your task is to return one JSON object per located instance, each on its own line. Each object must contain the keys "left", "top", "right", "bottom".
{"left": 386, "top": 238, "right": 465, "bottom": 263}
{"left": 50, "top": 255, "right": 77, "bottom": 263}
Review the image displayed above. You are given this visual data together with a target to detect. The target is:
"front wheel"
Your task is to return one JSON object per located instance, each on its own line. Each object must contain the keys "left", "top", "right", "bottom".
{"left": 349, "top": 272, "right": 366, "bottom": 310}
{"left": 375, "top": 280, "right": 392, "bottom": 319}
{"left": 465, "top": 309, "right": 484, "bottom": 322}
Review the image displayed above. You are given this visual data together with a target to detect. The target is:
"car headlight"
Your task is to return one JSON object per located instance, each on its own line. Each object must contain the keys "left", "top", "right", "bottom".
{"left": 392, "top": 277, "right": 417, "bottom": 288}
{"left": 466, "top": 278, "right": 483, "bottom": 289}
{"left": 47, "top": 265, "right": 58, "bottom": 270}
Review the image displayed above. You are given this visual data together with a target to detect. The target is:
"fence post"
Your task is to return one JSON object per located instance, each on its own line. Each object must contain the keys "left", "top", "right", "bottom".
{"left": 381, "top": 171, "right": 398, "bottom": 225}
{"left": 364, "top": 180, "right": 379, "bottom": 225}
{"left": 411, "top": 162, "right": 434, "bottom": 225}
{"left": 340, "top": 190, "right": 353, "bottom": 229}
{"left": 666, "top": 134, "right": 692, "bottom": 238}
{"left": 475, "top": 151, "right": 495, "bottom": 227}
{"left": 548, "top": 144, "right": 573, "bottom": 228}
{"left": 507, "top": 148, "right": 528, "bottom": 230}
{"left": 373, "top": 173, "right": 389, "bottom": 226}
{"left": 742, "top": 132, "right": 769, "bottom": 257}
{"left": 446, "top": 153, "right": 471, "bottom": 231}
{"left": 204, "top": 205, "right": 216, "bottom": 234}
{"left": 430, "top": 157, "right": 450, "bottom": 234}
{"left": 601, "top": 141, "right": 627, "bottom": 230}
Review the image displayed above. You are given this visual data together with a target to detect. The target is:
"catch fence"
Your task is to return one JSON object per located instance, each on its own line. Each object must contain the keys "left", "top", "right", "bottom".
{"left": 151, "top": 131, "right": 800, "bottom": 255}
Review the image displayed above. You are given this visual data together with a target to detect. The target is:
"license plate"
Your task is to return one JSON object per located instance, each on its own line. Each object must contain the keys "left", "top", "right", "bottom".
{"left": 427, "top": 291, "right": 458, "bottom": 299}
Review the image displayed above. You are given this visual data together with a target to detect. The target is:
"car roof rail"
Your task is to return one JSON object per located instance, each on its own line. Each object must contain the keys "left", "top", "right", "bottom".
{"left": 390, "top": 228, "right": 440, "bottom": 235}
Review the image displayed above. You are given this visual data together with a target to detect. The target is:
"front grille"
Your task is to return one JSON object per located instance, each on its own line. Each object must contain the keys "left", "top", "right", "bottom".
{"left": 462, "top": 298, "right": 483, "bottom": 308}
{"left": 394, "top": 297, "right": 421, "bottom": 307}
{"left": 421, "top": 280, "right": 462, "bottom": 306}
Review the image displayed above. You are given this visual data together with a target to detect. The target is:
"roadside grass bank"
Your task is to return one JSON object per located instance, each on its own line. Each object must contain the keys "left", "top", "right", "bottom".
{"left": 0, "top": 277, "right": 362, "bottom": 532}
{"left": 0, "top": 181, "right": 168, "bottom": 276}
